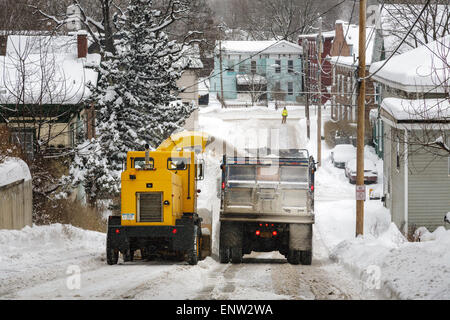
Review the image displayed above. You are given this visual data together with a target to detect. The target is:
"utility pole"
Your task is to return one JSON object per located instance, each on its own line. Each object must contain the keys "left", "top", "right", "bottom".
{"left": 219, "top": 40, "right": 225, "bottom": 108}
{"left": 302, "top": 40, "right": 310, "bottom": 139}
{"left": 316, "top": 17, "right": 322, "bottom": 167}
{"left": 356, "top": 0, "right": 367, "bottom": 236}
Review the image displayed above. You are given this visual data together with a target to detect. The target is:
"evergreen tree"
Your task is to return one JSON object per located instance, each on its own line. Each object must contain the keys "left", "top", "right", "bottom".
{"left": 63, "top": 0, "right": 196, "bottom": 205}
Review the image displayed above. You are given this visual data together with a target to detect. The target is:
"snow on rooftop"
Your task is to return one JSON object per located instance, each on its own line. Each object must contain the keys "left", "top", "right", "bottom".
{"left": 370, "top": 36, "right": 450, "bottom": 93}
{"left": 381, "top": 97, "right": 450, "bottom": 121}
{"left": 298, "top": 30, "right": 335, "bottom": 39}
{"left": 216, "top": 40, "right": 302, "bottom": 54}
{"left": 175, "top": 45, "right": 204, "bottom": 70}
{"left": 0, "top": 34, "right": 100, "bottom": 105}
{"left": 0, "top": 157, "right": 31, "bottom": 188}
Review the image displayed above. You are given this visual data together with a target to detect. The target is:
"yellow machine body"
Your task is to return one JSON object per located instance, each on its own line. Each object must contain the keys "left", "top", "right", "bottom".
{"left": 120, "top": 150, "right": 198, "bottom": 226}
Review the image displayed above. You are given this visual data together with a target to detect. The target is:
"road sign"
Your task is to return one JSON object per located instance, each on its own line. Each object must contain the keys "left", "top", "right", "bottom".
{"left": 356, "top": 185, "right": 366, "bottom": 201}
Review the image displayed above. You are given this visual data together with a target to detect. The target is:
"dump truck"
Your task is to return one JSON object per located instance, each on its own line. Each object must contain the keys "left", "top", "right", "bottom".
{"left": 219, "top": 149, "right": 316, "bottom": 265}
{"left": 106, "top": 131, "right": 212, "bottom": 265}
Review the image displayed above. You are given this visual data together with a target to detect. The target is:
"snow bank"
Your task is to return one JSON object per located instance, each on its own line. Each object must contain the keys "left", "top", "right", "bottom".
{"left": 0, "top": 224, "right": 105, "bottom": 295}
{"left": 325, "top": 201, "right": 450, "bottom": 299}
{"left": 314, "top": 142, "right": 450, "bottom": 299}
{"left": 0, "top": 157, "right": 31, "bottom": 188}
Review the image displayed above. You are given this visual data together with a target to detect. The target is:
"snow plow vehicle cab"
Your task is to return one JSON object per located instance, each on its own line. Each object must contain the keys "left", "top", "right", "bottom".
{"left": 106, "top": 132, "right": 211, "bottom": 265}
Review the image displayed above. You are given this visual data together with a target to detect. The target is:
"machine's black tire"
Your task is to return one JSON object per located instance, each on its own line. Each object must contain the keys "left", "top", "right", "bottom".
{"left": 230, "top": 247, "right": 242, "bottom": 264}
{"left": 106, "top": 247, "right": 118, "bottom": 265}
{"left": 188, "top": 226, "right": 200, "bottom": 265}
{"left": 219, "top": 245, "right": 230, "bottom": 263}
{"left": 300, "top": 250, "right": 312, "bottom": 265}
{"left": 106, "top": 236, "right": 118, "bottom": 265}
{"left": 287, "top": 250, "right": 301, "bottom": 265}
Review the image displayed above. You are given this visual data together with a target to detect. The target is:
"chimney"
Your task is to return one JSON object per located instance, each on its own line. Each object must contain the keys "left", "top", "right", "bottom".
{"left": 77, "top": 31, "right": 88, "bottom": 58}
{"left": 0, "top": 34, "right": 7, "bottom": 56}
{"left": 335, "top": 20, "right": 344, "bottom": 39}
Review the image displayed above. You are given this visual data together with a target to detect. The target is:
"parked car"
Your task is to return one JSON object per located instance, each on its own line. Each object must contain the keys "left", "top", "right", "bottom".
{"left": 345, "top": 158, "right": 378, "bottom": 184}
{"left": 330, "top": 144, "right": 356, "bottom": 168}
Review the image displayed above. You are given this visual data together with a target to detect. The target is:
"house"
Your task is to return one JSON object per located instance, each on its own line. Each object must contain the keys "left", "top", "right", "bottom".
{"left": 370, "top": 36, "right": 450, "bottom": 234}
{"left": 175, "top": 45, "right": 204, "bottom": 106}
{"left": 0, "top": 30, "right": 100, "bottom": 158}
{"left": 328, "top": 20, "right": 378, "bottom": 124}
{"left": 298, "top": 29, "right": 335, "bottom": 104}
{"left": 209, "top": 40, "right": 303, "bottom": 104}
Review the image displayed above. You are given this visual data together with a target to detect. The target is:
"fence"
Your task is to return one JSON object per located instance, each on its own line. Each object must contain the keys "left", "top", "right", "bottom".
{"left": 0, "top": 179, "right": 32, "bottom": 229}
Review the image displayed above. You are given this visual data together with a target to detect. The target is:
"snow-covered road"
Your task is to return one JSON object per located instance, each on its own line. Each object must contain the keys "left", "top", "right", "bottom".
{"left": 0, "top": 105, "right": 381, "bottom": 300}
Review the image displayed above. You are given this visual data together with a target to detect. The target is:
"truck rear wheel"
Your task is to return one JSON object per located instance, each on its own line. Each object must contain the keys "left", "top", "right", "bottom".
{"left": 287, "top": 250, "right": 301, "bottom": 265}
{"left": 300, "top": 250, "right": 312, "bottom": 265}
{"left": 106, "top": 235, "right": 118, "bottom": 265}
{"left": 107, "top": 248, "right": 118, "bottom": 265}
{"left": 230, "top": 247, "right": 242, "bottom": 264}
{"left": 219, "top": 246, "right": 230, "bottom": 263}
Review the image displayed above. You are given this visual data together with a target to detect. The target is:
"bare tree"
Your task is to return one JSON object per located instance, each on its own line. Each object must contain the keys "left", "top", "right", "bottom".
{"left": 380, "top": 1, "right": 450, "bottom": 55}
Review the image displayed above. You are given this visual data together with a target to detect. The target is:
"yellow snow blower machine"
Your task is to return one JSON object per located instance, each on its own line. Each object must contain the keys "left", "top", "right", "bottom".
{"left": 106, "top": 131, "right": 212, "bottom": 265}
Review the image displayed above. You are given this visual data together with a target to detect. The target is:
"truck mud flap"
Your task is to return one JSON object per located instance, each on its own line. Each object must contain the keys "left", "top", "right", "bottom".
{"left": 289, "top": 223, "right": 312, "bottom": 251}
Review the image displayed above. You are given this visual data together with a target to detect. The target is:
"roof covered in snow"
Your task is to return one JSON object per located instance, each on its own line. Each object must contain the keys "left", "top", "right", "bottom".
{"left": 216, "top": 40, "right": 302, "bottom": 55}
{"left": 370, "top": 36, "right": 450, "bottom": 93}
{"left": 0, "top": 33, "right": 100, "bottom": 105}
{"left": 175, "top": 45, "right": 204, "bottom": 70}
{"left": 0, "top": 157, "right": 31, "bottom": 188}
{"left": 298, "top": 30, "right": 335, "bottom": 39}
{"left": 381, "top": 97, "right": 450, "bottom": 122}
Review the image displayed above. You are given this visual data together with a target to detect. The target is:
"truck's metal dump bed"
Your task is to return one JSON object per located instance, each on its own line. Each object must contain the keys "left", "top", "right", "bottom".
{"left": 220, "top": 149, "right": 314, "bottom": 224}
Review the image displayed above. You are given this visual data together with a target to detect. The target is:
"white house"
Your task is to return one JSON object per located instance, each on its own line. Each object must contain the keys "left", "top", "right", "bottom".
{"left": 370, "top": 36, "right": 450, "bottom": 234}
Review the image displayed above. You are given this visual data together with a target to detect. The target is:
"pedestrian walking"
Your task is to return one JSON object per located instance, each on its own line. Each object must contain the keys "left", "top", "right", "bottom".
{"left": 281, "top": 107, "right": 288, "bottom": 124}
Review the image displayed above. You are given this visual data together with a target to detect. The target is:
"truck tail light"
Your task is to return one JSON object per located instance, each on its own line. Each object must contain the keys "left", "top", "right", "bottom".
{"left": 255, "top": 230, "right": 261, "bottom": 236}
{"left": 272, "top": 231, "right": 277, "bottom": 236}
{"left": 115, "top": 229, "right": 120, "bottom": 234}
{"left": 172, "top": 228, "right": 177, "bottom": 234}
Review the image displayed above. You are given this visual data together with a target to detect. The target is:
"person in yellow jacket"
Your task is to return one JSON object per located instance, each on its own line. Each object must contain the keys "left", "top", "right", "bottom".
{"left": 281, "top": 107, "right": 288, "bottom": 124}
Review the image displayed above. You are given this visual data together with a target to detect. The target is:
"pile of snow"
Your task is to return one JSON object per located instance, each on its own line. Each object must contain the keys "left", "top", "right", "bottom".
{"left": 0, "top": 157, "right": 31, "bottom": 188}
{"left": 0, "top": 224, "right": 105, "bottom": 296}
{"left": 313, "top": 139, "right": 450, "bottom": 299}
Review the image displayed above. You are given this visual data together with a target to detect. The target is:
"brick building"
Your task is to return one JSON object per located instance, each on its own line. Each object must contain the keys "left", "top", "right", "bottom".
{"left": 329, "top": 20, "right": 378, "bottom": 124}
{"left": 298, "top": 29, "right": 335, "bottom": 105}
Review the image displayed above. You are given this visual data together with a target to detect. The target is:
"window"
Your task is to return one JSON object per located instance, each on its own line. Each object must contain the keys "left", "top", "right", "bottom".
{"left": 133, "top": 157, "right": 154, "bottom": 170}
{"left": 10, "top": 128, "right": 34, "bottom": 160}
{"left": 288, "top": 60, "right": 293, "bottom": 73}
{"left": 239, "top": 62, "right": 246, "bottom": 73}
{"left": 69, "top": 123, "right": 76, "bottom": 148}
{"left": 288, "top": 82, "right": 293, "bottom": 96}
{"left": 275, "top": 60, "right": 281, "bottom": 73}
{"left": 227, "top": 60, "right": 234, "bottom": 73}
{"left": 251, "top": 60, "right": 257, "bottom": 73}
{"left": 168, "top": 157, "right": 189, "bottom": 170}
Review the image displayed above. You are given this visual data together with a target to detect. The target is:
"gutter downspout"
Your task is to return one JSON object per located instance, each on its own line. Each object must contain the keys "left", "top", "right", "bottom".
{"left": 404, "top": 129, "right": 408, "bottom": 236}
